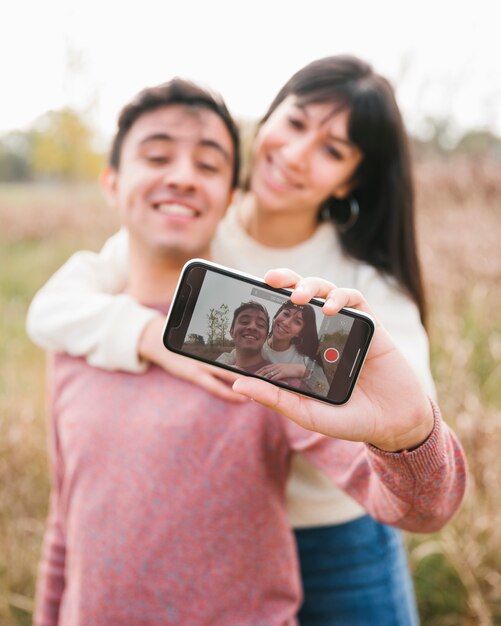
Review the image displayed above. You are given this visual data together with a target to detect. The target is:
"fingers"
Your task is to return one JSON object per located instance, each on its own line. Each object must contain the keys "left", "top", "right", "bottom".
{"left": 264, "top": 268, "right": 303, "bottom": 289}
{"left": 321, "top": 286, "right": 373, "bottom": 317}
{"left": 266, "top": 370, "right": 280, "bottom": 381}
{"left": 264, "top": 269, "right": 374, "bottom": 317}
{"left": 232, "top": 376, "right": 335, "bottom": 436}
{"left": 198, "top": 370, "right": 248, "bottom": 403}
{"left": 205, "top": 363, "right": 240, "bottom": 384}
{"left": 255, "top": 365, "right": 276, "bottom": 379}
{"left": 176, "top": 359, "right": 246, "bottom": 403}
{"left": 233, "top": 376, "right": 302, "bottom": 413}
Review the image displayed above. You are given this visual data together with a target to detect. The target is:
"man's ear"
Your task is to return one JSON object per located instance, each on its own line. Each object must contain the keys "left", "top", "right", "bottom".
{"left": 100, "top": 167, "right": 119, "bottom": 207}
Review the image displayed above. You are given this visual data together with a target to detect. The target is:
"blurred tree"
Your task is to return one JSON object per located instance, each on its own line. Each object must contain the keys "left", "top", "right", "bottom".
{"left": 454, "top": 129, "right": 501, "bottom": 157}
{"left": 217, "top": 303, "right": 230, "bottom": 346}
{"left": 207, "top": 309, "right": 219, "bottom": 346}
{"left": 187, "top": 334, "right": 205, "bottom": 345}
{"left": 411, "top": 119, "right": 501, "bottom": 161}
{"left": 31, "top": 108, "right": 104, "bottom": 181}
{"left": 0, "top": 130, "right": 36, "bottom": 181}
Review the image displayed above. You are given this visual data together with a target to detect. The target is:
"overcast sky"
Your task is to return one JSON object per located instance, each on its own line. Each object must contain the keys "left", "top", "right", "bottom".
{"left": 3, "top": 0, "right": 500, "bottom": 141}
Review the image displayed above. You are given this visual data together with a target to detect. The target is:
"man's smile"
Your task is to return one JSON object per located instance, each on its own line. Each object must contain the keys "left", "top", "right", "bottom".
{"left": 153, "top": 202, "right": 199, "bottom": 218}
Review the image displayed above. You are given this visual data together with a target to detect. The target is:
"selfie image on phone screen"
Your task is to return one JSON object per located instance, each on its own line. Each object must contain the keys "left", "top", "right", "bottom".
{"left": 164, "top": 261, "right": 375, "bottom": 405}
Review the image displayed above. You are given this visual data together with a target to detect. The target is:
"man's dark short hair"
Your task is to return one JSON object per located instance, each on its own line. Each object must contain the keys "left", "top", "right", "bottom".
{"left": 109, "top": 78, "right": 240, "bottom": 188}
{"left": 230, "top": 301, "right": 270, "bottom": 333}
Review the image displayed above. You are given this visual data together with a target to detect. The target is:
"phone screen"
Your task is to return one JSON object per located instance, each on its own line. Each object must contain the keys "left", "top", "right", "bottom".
{"left": 164, "top": 261, "right": 374, "bottom": 405}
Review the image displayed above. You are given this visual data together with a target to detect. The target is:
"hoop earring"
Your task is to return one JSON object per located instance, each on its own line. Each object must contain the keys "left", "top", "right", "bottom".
{"left": 338, "top": 196, "right": 359, "bottom": 232}
{"left": 320, "top": 203, "right": 331, "bottom": 221}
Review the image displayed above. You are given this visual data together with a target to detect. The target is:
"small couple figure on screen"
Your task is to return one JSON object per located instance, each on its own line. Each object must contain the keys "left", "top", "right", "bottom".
{"left": 217, "top": 299, "right": 329, "bottom": 394}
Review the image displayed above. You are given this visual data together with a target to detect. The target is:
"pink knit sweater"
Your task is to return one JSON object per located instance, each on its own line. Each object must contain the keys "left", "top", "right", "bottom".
{"left": 35, "top": 354, "right": 466, "bottom": 626}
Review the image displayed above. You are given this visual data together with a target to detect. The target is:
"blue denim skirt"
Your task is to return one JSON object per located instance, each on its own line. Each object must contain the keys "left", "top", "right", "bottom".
{"left": 295, "top": 515, "right": 419, "bottom": 626}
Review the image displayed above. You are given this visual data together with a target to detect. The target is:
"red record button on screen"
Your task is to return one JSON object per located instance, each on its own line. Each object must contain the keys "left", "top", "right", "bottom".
{"left": 323, "top": 348, "right": 340, "bottom": 363}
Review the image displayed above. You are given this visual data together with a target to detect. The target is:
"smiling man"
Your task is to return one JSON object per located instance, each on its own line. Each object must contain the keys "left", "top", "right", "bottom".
{"left": 102, "top": 81, "right": 238, "bottom": 295}
{"left": 225, "top": 301, "right": 271, "bottom": 373}
{"left": 33, "top": 79, "right": 270, "bottom": 626}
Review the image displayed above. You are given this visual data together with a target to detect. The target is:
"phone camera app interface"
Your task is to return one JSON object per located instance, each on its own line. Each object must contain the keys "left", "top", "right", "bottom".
{"left": 180, "top": 271, "right": 354, "bottom": 398}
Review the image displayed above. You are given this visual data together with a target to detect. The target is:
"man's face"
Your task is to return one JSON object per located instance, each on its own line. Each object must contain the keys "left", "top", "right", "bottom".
{"left": 230, "top": 308, "right": 269, "bottom": 356}
{"left": 102, "top": 104, "right": 234, "bottom": 262}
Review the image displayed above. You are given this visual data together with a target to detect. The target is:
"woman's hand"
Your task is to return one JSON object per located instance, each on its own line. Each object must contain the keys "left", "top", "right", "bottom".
{"left": 255, "top": 363, "right": 307, "bottom": 381}
{"left": 233, "top": 269, "right": 435, "bottom": 451}
{"left": 139, "top": 317, "right": 247, "bottom": 404}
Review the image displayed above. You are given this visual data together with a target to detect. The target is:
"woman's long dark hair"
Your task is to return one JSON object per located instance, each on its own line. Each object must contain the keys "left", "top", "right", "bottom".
{"left": 272, "top": 301, "right": 321, "bottom": 364}
{"left": 259, "top": 55, "right": 426, "bottom": 326}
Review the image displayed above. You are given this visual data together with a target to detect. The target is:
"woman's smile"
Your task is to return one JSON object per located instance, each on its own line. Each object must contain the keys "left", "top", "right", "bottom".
{"left": 275, "top": 321, "right": 292, "bottom": 336}
{"left": 272, "top": 308, "right": 304, "bottom": 345}
{"left": 263, "top": 154, "right": 303, "bottom": 192}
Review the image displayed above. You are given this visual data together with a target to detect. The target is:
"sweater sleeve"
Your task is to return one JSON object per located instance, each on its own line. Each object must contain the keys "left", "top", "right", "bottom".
{"left": 26, "top": 229, "right": 160, "bottom": 373}
{"left": 216, "top": 349, "right": 236, "bottom": 364}
{"left": 284, "top": 401, "right": 467, "bottom": 533}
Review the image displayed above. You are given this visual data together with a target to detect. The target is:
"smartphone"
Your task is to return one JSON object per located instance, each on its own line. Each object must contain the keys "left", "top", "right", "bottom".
{"left": 163, "top": 259, "right": 375, "bottom": 405}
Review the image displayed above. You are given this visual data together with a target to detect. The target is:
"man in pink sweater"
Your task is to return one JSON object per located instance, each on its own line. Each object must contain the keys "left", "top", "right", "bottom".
{"left": 34, "top": 79, "right": 466, "bottom": 626}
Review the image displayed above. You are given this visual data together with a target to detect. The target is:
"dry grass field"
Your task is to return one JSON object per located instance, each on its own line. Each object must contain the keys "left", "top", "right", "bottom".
{"left": 0, "top": 156, "right": 500, "bottom": 625}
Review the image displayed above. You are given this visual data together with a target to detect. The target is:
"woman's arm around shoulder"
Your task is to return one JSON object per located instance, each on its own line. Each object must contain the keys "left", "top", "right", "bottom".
{"left": 26, "top": 229, "right": 158, "bottom": 372}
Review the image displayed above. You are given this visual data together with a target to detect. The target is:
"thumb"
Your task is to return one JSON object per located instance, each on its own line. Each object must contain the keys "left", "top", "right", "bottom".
{"left": 233, "top": 376, "right": 305, "bottom": 420}
{"left": 233, "top": 376, "right": 281, "bottom": 409}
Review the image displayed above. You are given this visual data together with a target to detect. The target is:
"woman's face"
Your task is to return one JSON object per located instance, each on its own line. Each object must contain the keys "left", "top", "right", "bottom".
{"left": 250, "top": 96, "right": 363, "bottom": 215}
{"left": 272, "top": 307, "right": 305, "bottom": 344}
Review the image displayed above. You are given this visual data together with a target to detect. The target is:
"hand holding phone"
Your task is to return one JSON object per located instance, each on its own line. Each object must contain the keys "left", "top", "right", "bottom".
{"left": 163, "top": 260, "right": 375, "bottom": 406}
{"left": 234, "top": 268, "right": 436, "bottom": 453}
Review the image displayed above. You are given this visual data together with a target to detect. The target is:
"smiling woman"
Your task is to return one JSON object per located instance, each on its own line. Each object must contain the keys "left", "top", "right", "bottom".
{"left": 247, "top": 102, "right": 363, "bottom": 246}
{"left": 255, "top": 300, "right": 329, "bottom": 394}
